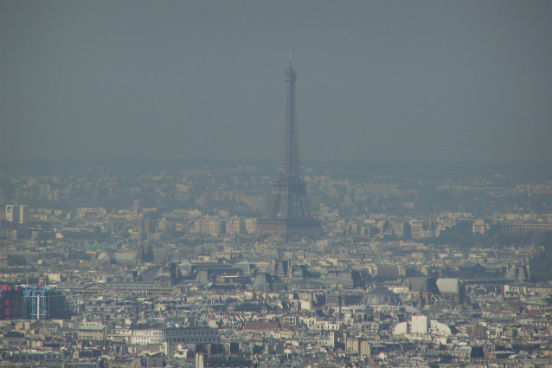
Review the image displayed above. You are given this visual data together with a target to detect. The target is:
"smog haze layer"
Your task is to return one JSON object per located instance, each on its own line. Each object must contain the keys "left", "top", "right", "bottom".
{"left": 1, "top": 0, "right": 551, "bottom": 163}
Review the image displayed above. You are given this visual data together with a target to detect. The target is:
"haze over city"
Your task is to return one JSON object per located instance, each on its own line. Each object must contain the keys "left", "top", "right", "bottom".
{"left": 2, "top": 0, "right": 552, "bottom": 163}
{"left": 2, "top": 1, "right": 552, "bottom": 367}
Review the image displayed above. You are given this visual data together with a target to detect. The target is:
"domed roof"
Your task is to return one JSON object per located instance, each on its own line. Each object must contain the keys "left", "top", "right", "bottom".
{"left": 363, "top": 284, "right": 402, "bottom": 306}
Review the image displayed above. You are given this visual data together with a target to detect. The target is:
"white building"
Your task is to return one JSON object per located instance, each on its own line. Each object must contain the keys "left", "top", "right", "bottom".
{"left": 5, "top": 204, "right": 25, "bottom": 224}
{"left": 130, "top": 329, "right": 165, "bottom": 345}
{"left": 393, "top": 315, "right": 451, "bottom": 341}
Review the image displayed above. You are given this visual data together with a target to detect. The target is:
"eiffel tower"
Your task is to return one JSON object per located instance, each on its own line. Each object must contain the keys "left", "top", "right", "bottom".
{"left": 256, "top": 56, "right": 321, "bottom": 241}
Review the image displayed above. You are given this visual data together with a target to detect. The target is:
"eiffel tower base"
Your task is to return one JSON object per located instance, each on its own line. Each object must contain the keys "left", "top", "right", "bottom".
{"left": 256, "top": 218, "right": 321, "bottom": 242}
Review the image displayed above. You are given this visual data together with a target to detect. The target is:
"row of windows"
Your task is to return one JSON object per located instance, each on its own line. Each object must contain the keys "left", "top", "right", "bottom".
{"left": 168, "top": 337, "right": 219, "bottom": 343}
{"left": 166, "top": 330, "right": 217, "bottom": 337}
{"left": 133, "top": 331, "right": 163, "bottom": 336}
{"left": 133, "top": 337, "right": 164, "bottom": 343}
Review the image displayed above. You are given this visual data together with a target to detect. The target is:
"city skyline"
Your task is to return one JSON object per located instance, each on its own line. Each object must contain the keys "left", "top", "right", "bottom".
{"left": 1, "top": 0, "right": 552, "bottom": 163}
{"left": 2, "top": 2, "right": 552, "bottom": 365}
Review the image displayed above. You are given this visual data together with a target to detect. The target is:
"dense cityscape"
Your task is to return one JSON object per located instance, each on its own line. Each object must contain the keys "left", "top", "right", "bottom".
{"left": 2, "top": 2, "right": 552, "bottom": 367}
{"left": 1, "top": 159, "right": 552, "bottom": 367}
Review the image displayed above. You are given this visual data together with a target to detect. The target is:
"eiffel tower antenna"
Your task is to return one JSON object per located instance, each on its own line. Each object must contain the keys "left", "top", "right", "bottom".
{"left": 289, "top": 50, "right": 292, "bottom": 68}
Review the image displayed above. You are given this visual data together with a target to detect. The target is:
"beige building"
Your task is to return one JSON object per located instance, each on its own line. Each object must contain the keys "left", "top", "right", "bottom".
{"left": 78, "top": 322, "right": 106, "bottom": 342}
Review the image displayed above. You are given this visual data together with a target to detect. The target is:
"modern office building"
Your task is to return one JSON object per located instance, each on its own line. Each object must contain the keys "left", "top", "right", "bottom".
{"left": 0, "top": 284, "right": 24, "bottom": 319}
{"left": 0, "top": 284, "right": 71, "bottom": 320}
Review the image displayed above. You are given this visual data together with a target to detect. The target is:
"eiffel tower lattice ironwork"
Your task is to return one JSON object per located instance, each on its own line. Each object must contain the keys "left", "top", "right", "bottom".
{"left": 256, "top": 56, "right": 321, "bottom": 241}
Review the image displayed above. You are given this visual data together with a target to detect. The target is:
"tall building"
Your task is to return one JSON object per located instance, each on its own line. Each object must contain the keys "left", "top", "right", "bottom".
{"left": 257, "top": 57, "right": 321, "bottom": 241}
{"left": 4, "top": 204, "right": 25, "bottom": 224}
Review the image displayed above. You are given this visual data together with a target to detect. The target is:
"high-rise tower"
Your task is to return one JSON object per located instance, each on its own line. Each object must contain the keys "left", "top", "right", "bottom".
{"left": 256, "top": 57, "right": 321, "bottom": 241}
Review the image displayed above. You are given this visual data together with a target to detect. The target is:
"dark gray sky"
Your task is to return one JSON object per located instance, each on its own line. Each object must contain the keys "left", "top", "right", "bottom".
{"left": 1, "top": 0, "right": 551, "bottom": 162}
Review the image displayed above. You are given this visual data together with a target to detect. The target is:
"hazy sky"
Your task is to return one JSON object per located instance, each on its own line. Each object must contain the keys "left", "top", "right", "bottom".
{"left": 1, "top": 0, "right": 551, "bottom": 163}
